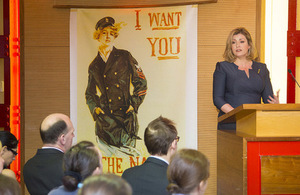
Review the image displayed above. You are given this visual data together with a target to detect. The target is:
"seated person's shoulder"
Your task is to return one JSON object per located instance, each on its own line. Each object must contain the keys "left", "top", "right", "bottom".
{"left": 122, "top": 165, "right": 141, "bottom": 177}
{"left": 2, "top": 169, "right": 17, "bottom": 180}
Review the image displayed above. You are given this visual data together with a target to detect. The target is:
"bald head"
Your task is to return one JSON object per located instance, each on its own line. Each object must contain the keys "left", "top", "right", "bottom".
{"left": 40, "top": 113, "right": 74, "bottom": 150}
{"left": 41, "top": 113, "right": 70, "bottom": 131}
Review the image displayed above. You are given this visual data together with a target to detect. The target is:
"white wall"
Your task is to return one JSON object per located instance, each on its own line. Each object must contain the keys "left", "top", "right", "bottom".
{"left": 264, "top": 0, "right": 289, "bottom": 103}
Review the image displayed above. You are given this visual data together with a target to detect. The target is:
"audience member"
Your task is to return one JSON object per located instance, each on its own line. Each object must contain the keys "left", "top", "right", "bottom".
{"left": 0, "top": 174, "right": 21, "bottom": 195}
{"left": 0, "top": 131, "right": 19, "bottom": 180}
{"left": 122, "top": 116, "right": 179, "bottom": 195}
{"left": 0, "top": 157, "right": 3, "bottom": 174}
{"left": 23, "top": 113, "right": 75, "bottom": 195}
{"left": 0, "top": 141, "right": 3, "bottom": 173}
{"left": 48, "top": 141, "right": 103, "bottom": 195}
{"left": 78, "top": 173, "right": 132, "bottom": 195}
{"left": 167, "top": 149, "right": 210, "bottom": 195}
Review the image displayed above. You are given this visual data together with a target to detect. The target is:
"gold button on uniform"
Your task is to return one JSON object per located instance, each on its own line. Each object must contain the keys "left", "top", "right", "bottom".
{"left": 118, "top": 97, "right": 121, "bottom": 100}
{"left": 114, "top": 72, "right": 117, "bottom": 75}
{"left": 109, "top": 99, "right": 112, "bottom": 102}
{"left": 104, "top": 75, "right": 106, "bottom": 78}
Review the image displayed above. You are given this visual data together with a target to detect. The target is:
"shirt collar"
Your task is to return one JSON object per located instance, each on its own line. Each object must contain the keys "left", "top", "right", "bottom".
{"left": 98, "top": 46, "right": 113, "bottom": 62}
{"left": 42, "top": 146, "right": 64, "bottom": 153}
{"left": 149, "top": 156, "right": 169, "bottom": 165}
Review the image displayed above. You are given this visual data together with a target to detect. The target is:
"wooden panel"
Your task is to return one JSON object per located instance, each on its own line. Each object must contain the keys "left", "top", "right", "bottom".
{"left": 256, "top": 0, "right": 264, "bottom": 61}
{"left": 245, "top": 136, "right": 300, "bottom": 142}
{"left": 198, "top": 0, "right": 256, "bottom": 46}
{"left": 219, "top": 103, "right": 300, "bottom": 123}
{"left": 237, "top": 111, "right": 257, "bottom": 136}
{"left": 237, "top": 110, "right": 300, "bottom": 137}
{"left": 261, "top": 155, "right": 300, "bottom": 194}
{"left": 23, "top": 1, "right": 69, "bottom": 47}
{"left": 256, "top": 110, "right": 300, "bottom": 137}
{"left": 219, "top": 104, "right": 300, "bottom": 137}
{"left": 217, "top": 130, "right": 246, "bottom": 195}
{"left": 23, "top": 46, "right": 70, "bottom": 158}
{"left": 53, "top": 0, "right": 217, "bottom": 8}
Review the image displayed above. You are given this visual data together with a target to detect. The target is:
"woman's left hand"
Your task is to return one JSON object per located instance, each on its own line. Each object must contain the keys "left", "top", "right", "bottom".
{"left": 267, "top": 89, "right": 280, "bottom": 104}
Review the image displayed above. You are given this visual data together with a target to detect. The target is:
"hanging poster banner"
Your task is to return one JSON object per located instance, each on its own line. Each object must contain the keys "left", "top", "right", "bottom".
{"left": 70, "top": 5, "right": 198, "bottom": 174}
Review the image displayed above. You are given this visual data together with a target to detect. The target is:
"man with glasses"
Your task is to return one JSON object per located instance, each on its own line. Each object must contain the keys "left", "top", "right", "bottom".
{"left": 122, "top": 116, "right": 179, "bottom": 195}
{"left": 23, "top": 113, "right": 75, "bottom": 195}
{"left": 0, "top": 131, "right": 19, "bottom": 180}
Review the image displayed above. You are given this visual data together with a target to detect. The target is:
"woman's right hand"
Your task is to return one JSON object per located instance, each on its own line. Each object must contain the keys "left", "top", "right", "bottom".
{"left": 220, "top": 103, "right": 234, "bottom": 113}
{"left": 95, "top": 107, "right": 105, "bottom": 115}
{"left": 267, "top": 89, "right": 280, "bottom": 104}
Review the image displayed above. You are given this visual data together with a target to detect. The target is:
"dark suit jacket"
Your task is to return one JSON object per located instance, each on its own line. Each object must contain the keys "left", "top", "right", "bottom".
{"left": 23, "top": 148, "right": 64, "bottom": 195}
{"left": 122, "top": 157, "right": 170, "bottom": 195}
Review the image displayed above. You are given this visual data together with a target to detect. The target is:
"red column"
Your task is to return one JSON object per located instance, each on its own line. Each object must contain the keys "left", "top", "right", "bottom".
{"left": 287, "top": 0, "right": 297, "bottom": 103}
{"left": 9, "top": 0, "right": 20, "bottom": 182}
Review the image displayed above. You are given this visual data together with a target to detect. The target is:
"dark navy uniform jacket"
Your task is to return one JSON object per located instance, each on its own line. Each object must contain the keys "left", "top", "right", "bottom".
{"left": 86, "top": 47, "right": 147, "bottom": 147}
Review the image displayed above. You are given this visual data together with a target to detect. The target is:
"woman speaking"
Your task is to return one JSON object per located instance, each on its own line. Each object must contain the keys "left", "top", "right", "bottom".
{"left": 213, "top": 27, "right": 279, "bottom": 130}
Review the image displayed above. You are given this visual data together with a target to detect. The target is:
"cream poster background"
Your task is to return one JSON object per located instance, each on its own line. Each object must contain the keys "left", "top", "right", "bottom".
{"left": 70, "top": 5, "right": 198, "bottom": 174}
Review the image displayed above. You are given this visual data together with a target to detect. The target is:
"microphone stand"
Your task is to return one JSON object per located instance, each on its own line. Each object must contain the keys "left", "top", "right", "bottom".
{"left": 288, "top": 69, "right": 300, "bottom": 88}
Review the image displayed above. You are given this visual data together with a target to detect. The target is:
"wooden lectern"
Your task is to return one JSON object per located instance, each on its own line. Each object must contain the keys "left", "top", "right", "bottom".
{"left": 217, "top": 104, "right": 300, "bottom": 195}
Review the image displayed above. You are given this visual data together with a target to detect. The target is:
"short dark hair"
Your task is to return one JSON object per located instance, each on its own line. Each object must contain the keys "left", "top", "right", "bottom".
{"left": 167, "top": 149, "right": 210, "bottom": 194}
{"left": 62, "top": 141, "right": 101, "bottom": 191}
{"left": 0, "top": 131, "right": 18, "bottom": 149}
{"left": 144, "top": 116, "right": 177, "bottom": 155}
{"left": 78, "top": 174, "right": 132, "bottom": 195}
{"left": 40, "top": 120, "right": 67, "bottom": 144}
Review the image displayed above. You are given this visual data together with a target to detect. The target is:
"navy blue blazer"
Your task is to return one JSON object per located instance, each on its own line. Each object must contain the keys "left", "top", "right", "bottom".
{"left": 213, "top": 61, "right": 274, "bottom": 129}
{"left": 122, "top": 157, "right": 170, "bottom": 195}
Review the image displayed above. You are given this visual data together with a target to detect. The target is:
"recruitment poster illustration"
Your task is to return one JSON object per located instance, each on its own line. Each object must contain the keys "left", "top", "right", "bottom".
{"left": 70, "top": 5, "right": 198, "bottom": 174}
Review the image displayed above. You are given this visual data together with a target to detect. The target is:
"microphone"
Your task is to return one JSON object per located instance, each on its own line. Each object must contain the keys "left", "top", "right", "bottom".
{"left": 288, "top": 69, "right": 300, "bottom": 88}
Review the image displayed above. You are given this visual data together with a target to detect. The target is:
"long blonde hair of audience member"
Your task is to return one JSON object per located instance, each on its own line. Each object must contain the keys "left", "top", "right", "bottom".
{"left": 0, "top": 174, "right": 20, "bottom": 195}
{"left": 78, "top": 173, "right": 132, "bottom": 195}
{"left": 62, "top": 141, "right": 103, "bottom": 191}
{"left": 223, "top": 27, "right": 258, "bottom": 63}
{"left": 167, "top": 149, "right": 210, "bottom": 195}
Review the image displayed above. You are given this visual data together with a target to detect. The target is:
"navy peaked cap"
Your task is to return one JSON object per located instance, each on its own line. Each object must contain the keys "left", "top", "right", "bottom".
{"left": 95, "top": 17, "right": 115, "bottom": 30}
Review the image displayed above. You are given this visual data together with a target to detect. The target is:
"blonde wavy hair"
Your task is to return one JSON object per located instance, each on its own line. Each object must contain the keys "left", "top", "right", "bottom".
{"left": 93, "top": 22, "right": 126, "bottom": 40}
{"left": 223, "top": 27, "right": 259, "bottom": 62}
